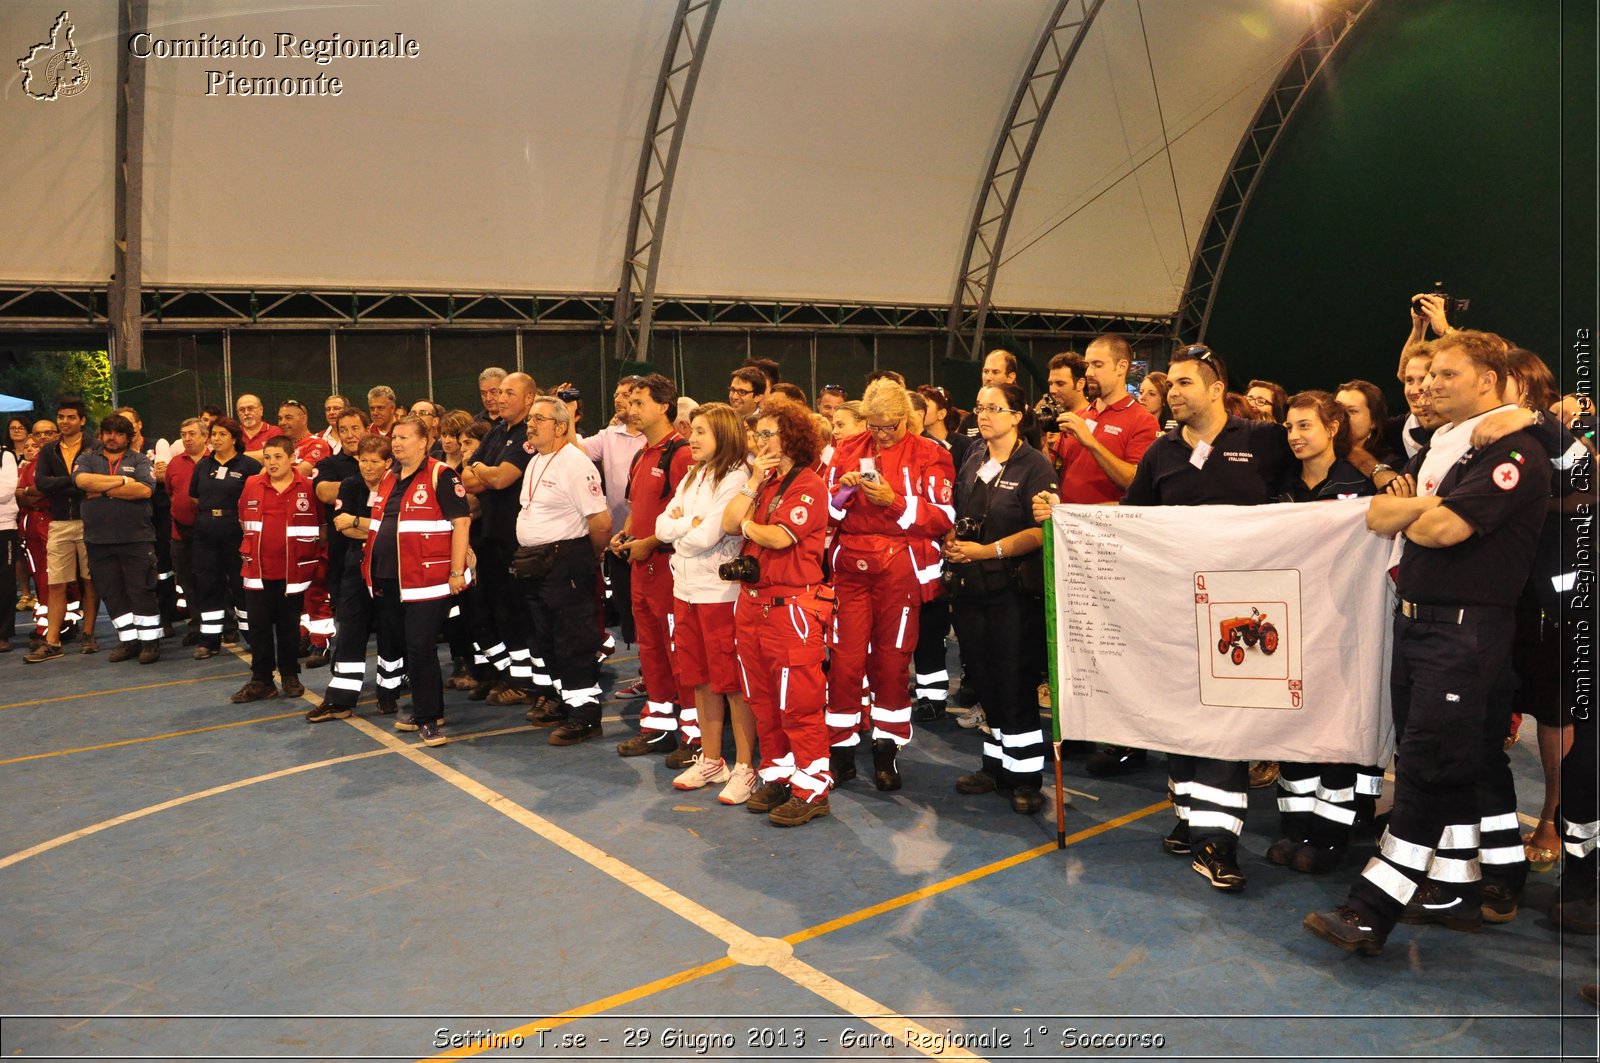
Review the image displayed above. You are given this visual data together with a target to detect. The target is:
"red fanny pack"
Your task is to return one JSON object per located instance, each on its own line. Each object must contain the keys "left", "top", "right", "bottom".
{"left": 794, "top": 585, "right": 837, "bottom": 625}
{"left": 834, "top": 541, "right": 903, "bottom": 576}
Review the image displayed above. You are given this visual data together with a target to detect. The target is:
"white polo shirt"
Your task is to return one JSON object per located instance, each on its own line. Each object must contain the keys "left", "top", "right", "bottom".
{"left": 516, "top": 443, "right": 607, "bottom": 546}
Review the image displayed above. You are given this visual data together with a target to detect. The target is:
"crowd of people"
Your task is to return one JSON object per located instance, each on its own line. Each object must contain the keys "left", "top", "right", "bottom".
{"left": 1, "top": 295, "right": 1592, "bottom": 974}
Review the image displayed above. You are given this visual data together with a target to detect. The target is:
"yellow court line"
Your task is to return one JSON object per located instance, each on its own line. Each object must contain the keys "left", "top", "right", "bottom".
{"left": 0, "top": 710, "right": 305, "bottom": 766}
{"left": 784, "top": 799, "right": 1172, "bottom": 947}
{"left": 0, "top": 670, "right": 252, "bottom": 711}
{"left": 430, "top": 799, "right": 1174, "bottom": 1062}
{"left": 0, "top": 748, "right": 393, "bottom": 872}
{"left": 336, "top": 715, "right": 987, "bottom": 1063}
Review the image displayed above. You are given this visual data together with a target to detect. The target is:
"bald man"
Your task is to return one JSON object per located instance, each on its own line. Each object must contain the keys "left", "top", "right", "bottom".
{"left": 464, "top": 372, "right": 541, "bottom": 703}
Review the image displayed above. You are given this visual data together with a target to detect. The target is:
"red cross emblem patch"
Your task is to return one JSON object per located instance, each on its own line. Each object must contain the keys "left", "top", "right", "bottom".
{"left": 1493, "top": 462, "right": 1519, "bottom": 490}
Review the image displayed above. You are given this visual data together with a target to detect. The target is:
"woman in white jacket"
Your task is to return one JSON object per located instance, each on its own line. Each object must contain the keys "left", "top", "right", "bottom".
{"left": 655, "top": 402, "right": 758, "bottom": 804}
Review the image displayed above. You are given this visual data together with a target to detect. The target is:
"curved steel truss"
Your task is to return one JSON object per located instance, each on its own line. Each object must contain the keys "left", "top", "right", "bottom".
{"left": 945, "top": 0, "right": 1105, "bottom": 361}
{"left": 0, "top": 282, "right": 1172, "bottom": 341}
{"left": 612, "top": 0, "right": 721, "bottom": 363}
{"left": 1174, "top": 0, "right": 1372, "bottom": 343}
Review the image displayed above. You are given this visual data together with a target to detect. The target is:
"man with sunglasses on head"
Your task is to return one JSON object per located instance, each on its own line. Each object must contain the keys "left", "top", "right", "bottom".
{"left": 817, "top": 384, "right": 848, "bottom": 419}
{"left": 1103, "top": 344, "right": 1290, "bottom": 892}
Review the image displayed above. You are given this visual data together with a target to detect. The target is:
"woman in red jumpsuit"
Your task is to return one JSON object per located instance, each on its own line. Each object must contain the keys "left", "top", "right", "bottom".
{"left": 825, "top": 379, "right": 956, "bottom": 791}
{"left": 722, "top": 397, "right": 836, "bottom": 828}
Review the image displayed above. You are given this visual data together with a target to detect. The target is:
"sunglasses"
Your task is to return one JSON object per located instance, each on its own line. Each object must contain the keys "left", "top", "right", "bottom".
{"left": 820, "top": 384, "right": 846, "bottom": 396}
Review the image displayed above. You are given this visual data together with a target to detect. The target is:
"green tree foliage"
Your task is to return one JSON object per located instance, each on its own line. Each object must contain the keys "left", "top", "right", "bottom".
{"left": 0, "top": 351, "right": 114, "bottom": 420}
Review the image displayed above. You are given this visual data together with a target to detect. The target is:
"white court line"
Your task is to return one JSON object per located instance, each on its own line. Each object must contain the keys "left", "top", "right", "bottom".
{"left": 0, "top": 749, "right": 393, "bottom": 872}
{"left": 338, "top": 717, "right": 987, "bottom": 1063}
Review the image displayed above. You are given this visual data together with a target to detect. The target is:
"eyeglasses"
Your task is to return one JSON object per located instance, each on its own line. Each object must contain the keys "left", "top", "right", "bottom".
{"left": 972, "top": 404, "right": 1016, "bottom": 416}
{"left": 729, "top": 386, "right": 755, "bottom": 397}
{"left": 865, "top": 421, "right": 902, "bottom": 435}
{"left": 751, "top": 429, "right": 779, "bottom": 441}
{"left": 530, "top": 414, "right": 557, "bottom": 424}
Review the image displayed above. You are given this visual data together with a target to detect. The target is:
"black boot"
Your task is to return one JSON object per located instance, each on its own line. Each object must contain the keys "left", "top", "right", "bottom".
{"left": 829, "top": 746, "right": 857, "bottom": 784}
{"left": 872, "top": 738, "right": 902, "bottom": 792}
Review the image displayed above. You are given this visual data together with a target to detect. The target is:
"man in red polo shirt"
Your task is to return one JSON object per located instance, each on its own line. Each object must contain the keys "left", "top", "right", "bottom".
{"left": 1053, "top": 334, "right": 1159, "bottom": 779}
{"left": 237, "top": 394, "right": 283, "bottom": 456}
{"left": 609, "top": 373, "right": 695, "bottom": 762}
{"left": 1053, "top": 335, "right": 1158, "bottom": 504}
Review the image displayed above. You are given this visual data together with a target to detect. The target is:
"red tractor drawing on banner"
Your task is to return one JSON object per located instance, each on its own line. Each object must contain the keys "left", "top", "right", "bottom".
{"left": 1217, "top": 607, "right": 1280, "bottom": 666}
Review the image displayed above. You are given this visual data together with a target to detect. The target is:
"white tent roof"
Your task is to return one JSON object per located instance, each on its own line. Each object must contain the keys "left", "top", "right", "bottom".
{"left": 0, "top": 0, "right": 1322, "bottom": 318}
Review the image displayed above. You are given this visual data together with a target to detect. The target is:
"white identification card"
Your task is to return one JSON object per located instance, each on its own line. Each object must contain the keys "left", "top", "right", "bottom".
{"left": 977, "top": 458, "right": 1001, "bottom": 484}
{"left": 367, "top": 491, "right": 380, "bottom": 508}
{"left": 1190, "top": 439, "right": 1212, "bottom": 470}
{"left": 214, "top": 467, "right": 228, "bottom": 480}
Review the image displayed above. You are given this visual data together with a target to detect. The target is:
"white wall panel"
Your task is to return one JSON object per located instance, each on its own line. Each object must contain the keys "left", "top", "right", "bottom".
{"left": 0, "top": 1, "right": 118, "bottom": 284}
{"left": 140, "top": 0, "right": 674, "bottom": 291}
{"left": 3, "top": 0, "right": 1324, "bottom": 320}
{"left": 992, "top": 0, "right": 1317, "bottom": 316}
{"left": 659, "top": 0, "right": 1058, "bottom": 306}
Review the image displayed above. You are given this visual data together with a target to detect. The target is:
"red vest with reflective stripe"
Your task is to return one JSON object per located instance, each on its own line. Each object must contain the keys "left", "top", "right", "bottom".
{"left": 362, "top": 458, "right": 456, "bottom": 601}
{"left": 239, "top": 472, "right": 323, "bottom": 593}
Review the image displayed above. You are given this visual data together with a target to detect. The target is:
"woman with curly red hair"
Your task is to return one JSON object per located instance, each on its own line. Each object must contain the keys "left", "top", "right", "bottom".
{"left": 721, "top": 397, "right": 836, "bottom": 827}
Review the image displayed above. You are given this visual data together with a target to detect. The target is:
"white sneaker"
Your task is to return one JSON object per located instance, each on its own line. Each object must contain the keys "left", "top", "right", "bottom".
{"left": 717, "top": 763, "right": 758, "bottom": 805}
{"left": 672, "top": 753, "right": 731, "bottom": 791}
{"left": 957, "top": 705, "right": 990, "bottom": 734}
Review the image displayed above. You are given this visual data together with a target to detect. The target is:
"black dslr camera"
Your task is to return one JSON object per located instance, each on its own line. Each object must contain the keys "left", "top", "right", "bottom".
{"left": 941, "top": 516, "right": 989, "bottom": 591}
{"left": 718, "top": 555, "right": 760, "bottom": 584}
{"left": 1035, "top": 394, "right": 1065, "bottom": 431}
{"left": 953, "top": 516, "right": 984, "bottom": 540}
{"left": 1412, "top": 282, "right": 1471, "bottom": 317}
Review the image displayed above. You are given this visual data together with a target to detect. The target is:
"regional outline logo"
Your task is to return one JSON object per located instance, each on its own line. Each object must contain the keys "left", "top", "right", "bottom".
{"left": 18, "top": 11, "right": 91, "bottom": 101}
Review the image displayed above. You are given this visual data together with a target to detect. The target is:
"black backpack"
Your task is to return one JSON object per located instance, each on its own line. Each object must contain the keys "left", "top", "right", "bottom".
{"left": 626, "top": 438, "right": 689, "bottom": 501}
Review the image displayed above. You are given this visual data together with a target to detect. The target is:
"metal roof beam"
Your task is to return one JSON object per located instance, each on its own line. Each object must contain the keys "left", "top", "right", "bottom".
{"left": 1174, "top": 1, "right": 1372, "bottom": 344}
{"left": 612, "top": 0, "right": 720, "bottom": 363}
{"left": 946, "top": 0, "right": 1105, "bottom": 361}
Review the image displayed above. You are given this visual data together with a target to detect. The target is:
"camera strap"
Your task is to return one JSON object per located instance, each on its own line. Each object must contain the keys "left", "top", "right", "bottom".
{"left": 762, "top": 465, "right": 804, "bottom": 519}
{"left": 965, "top": 438, "right": 1024, "bottom": 538}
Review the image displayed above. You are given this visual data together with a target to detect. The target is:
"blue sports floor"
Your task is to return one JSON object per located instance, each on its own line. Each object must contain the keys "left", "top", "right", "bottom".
{"left": 1, "top": 610, "right": 1596, "bottom": 1062}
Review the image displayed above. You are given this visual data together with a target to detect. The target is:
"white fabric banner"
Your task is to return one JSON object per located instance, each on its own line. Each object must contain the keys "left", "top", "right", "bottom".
{"left": 1049, "top": 499, "right": 1394, "bottom": 765}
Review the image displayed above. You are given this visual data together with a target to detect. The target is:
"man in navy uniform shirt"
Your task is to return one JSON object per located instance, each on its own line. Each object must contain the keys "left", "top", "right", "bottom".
{"left": 1305, "top": 331, "right": 1550, "bottom": 955}
{"left": 1121, "top": 344, "right": 1293, "bottom": 892}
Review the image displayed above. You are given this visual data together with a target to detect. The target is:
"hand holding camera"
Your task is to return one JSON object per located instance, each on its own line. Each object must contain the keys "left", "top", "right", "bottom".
{"left": 1410, "top": 285, "right": 1468, "bottom": 337}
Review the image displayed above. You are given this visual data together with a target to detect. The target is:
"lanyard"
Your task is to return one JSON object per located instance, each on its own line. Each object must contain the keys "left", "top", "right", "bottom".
{"left": 522, "top": 451, "right": 560, "bottom": 508}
